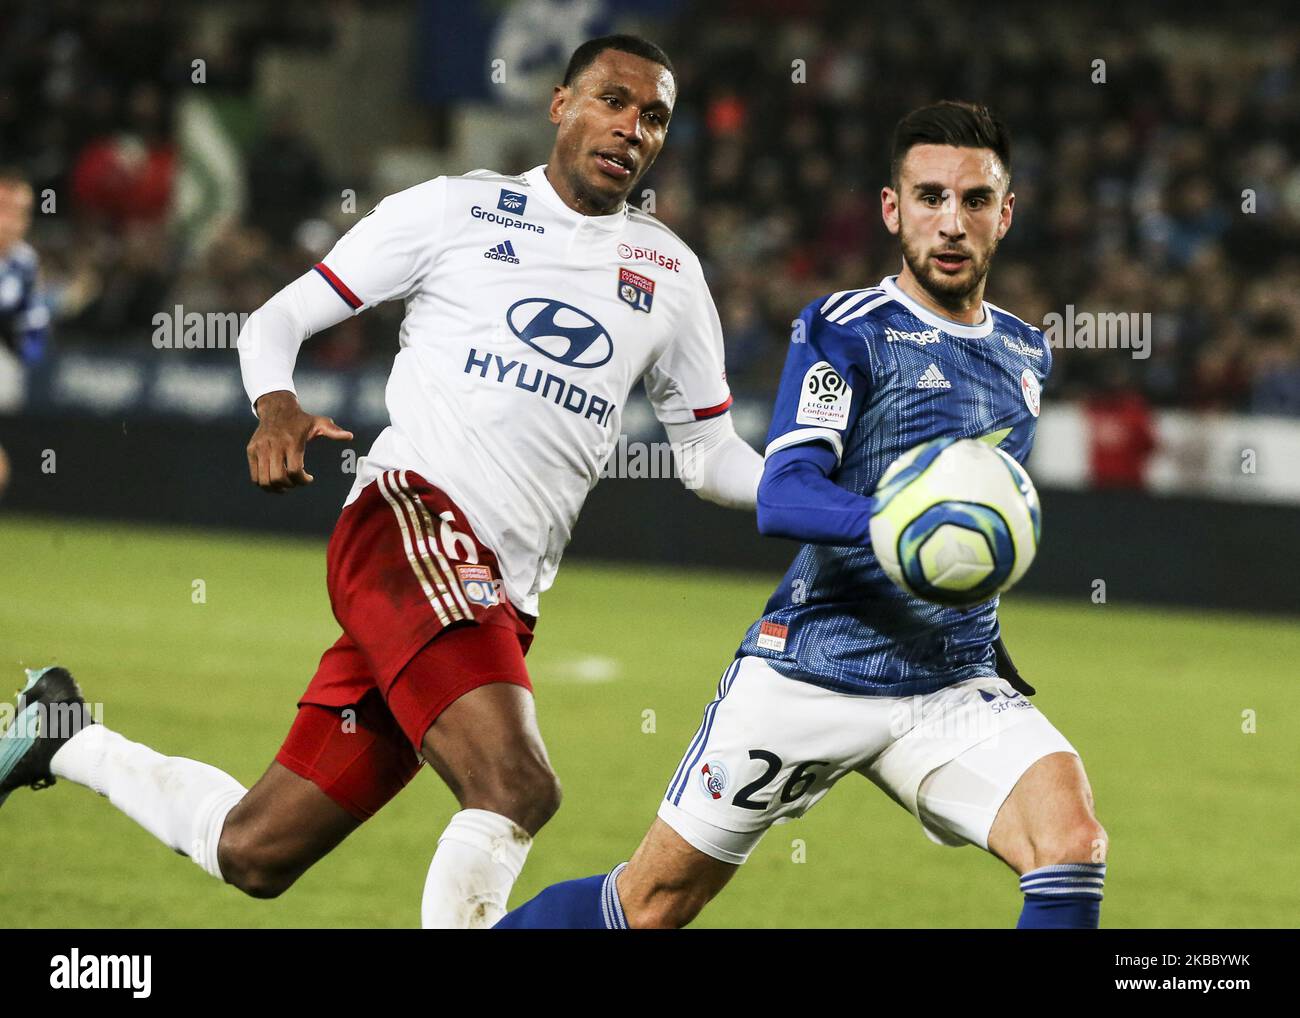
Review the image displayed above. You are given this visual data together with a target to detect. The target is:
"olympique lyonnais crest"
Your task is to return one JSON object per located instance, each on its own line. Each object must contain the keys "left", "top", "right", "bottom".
{"left": 455, "top": 563, "right": 499, "bottom": 608}
{"left": 618, "top": 267, "right": 655, "bottom": 313}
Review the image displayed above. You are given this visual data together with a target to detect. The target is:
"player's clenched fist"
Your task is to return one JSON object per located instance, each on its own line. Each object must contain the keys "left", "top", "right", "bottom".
{"left": 246, "top": 390, "right": 354, "bottom": 493}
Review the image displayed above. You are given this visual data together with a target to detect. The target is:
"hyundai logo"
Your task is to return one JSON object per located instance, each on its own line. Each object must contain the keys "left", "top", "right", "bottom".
{"left": 506, "top": 298, "right": 613, "bottom": 368}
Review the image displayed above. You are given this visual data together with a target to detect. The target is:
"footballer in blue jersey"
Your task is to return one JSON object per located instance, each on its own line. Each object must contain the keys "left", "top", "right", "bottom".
{"left": 0, "top": 170, "right": 49, "bottom": 498}
{"left": 733, "top": 274, "right": 1050, "bottom": 697}
{"left": 498, "top": 101, "right": 1108, "bottom": 931}
{"left": 0, "top": 172, "right": 48, "bottom": 364}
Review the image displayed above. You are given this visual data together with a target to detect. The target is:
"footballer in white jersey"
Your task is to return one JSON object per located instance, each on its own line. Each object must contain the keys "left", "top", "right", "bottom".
{"left": 0, "top": 35, "right": 762, "bottom": 930}
{"left": 259, "top": 160, "right": 743, "bottom": 617}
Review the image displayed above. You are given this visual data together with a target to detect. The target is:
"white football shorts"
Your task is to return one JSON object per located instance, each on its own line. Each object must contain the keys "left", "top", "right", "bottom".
{"left": 658, "top": 655, "right": 1077, "bottom": 864}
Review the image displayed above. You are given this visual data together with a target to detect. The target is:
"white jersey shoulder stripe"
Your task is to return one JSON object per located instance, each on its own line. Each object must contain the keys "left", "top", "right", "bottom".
{"left": 819, "top": 289, "right": 857, "bottom": 314}
{"left": 837, "top": 293, "right": 895, "bottom": 325}
{"left": 824, "top": 288, "right": 885, "bottom": 323}
{"left": 820, "top": 287, "right": 882, "bottom": 320}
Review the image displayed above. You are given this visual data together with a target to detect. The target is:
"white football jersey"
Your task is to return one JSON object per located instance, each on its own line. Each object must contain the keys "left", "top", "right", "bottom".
{"left": 313, "top": 165, "right": 733, "bottom": 616}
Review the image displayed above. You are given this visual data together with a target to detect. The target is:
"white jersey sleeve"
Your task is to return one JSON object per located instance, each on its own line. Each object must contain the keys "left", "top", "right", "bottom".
{"left": 236, "top": 178, "right": 450, "bottom": 411}
{"left": 642, "top": 253, "right": 734, "bottom": 424}
{"left": 237, "top": 270, "right": 352, "bottom": 410}
{"left": 313, "top": 177, "right": 448, "bottom": 311}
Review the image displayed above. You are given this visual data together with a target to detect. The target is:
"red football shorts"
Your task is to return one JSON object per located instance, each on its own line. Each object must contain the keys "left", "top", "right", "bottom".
{"left": 276, "top": 469, "right": 536, "bottom": 820}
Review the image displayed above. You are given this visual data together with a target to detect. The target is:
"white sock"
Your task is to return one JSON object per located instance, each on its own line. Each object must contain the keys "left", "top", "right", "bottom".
{"left": 50, "top": 724, "right": 247, "bottom": 881}
{"left": 421, "top": 808, "right": 533, "bottom": 929}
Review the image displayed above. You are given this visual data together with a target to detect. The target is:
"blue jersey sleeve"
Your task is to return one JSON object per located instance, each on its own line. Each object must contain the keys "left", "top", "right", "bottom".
{"left": 756, "top": 443, "right": 875, "bottom": 546}
{"left": 18, "top": 268, "right": 50, "bottom": 363}
{"left": 763, "top": 296, "right": 871, "bottom": 466}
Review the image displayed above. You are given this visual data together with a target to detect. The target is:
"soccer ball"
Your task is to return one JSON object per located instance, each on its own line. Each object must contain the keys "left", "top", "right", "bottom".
{"left": 869, "top": 436, "right": 1041, "bottom": 608}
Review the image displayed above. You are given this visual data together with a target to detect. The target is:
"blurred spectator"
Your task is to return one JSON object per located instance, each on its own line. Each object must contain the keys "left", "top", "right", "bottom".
{"left": 69, "top": 83, "right": 176, "bottom": 227}
{"left": 246, "top": 108, "right": 328, "bottom": 248}
{"left": 1083, "top": 366, "right": 1159, "bottom": 489}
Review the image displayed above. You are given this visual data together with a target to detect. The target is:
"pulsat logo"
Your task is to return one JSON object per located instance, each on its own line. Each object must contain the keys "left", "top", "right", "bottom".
{"left": 616, "top": 243, "right": 682, "bottom": 272}
{"left": 506, "top": 298, "right": 613, "bottom": 368}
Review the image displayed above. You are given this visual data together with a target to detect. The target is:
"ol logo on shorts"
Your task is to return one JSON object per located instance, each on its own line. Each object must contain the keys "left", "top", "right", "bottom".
{"left": 455, "top": 564, "right": 499, "bottom": 608}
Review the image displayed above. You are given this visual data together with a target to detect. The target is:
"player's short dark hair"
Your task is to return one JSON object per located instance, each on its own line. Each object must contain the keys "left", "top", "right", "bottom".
{"left": 890, "top": 101, "right": 1011, "bottom": 189}
{"left": 0, "top": 166, "right": 29, "bottom": 188}
{"left": 562, "top": 34, "right": 676, "bottom": 91}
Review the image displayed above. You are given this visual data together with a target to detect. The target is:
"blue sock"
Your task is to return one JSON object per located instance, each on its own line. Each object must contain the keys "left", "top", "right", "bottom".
{"left": 494, "top": 863, "right": 628, "bottom": 929}
{"left": 1017, "top": 862, "right": 1106, "bottom": 928}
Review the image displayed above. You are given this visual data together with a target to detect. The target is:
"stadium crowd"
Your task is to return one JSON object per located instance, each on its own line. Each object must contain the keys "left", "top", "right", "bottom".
{"left": 3, "top": 0, "right": 1299, "bottom": 416}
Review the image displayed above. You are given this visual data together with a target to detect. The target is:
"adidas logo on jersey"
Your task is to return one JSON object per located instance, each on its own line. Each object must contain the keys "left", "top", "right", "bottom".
{"left": 916, "top": 363, "right": 952, "bottom": 389}
{"left": 484, "top": 240, "right": 520, "bottom": 264}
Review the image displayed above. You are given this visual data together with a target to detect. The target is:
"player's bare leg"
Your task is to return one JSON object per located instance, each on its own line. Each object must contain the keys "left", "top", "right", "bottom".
{"left": 420, "top": 682, "right": 560, "bottom": 834}
{"left": 986, "top": 751, "right": 1106, "bottom": 872}
{"left": 614, "top": 817, "right": 737, "bottom": 928}
{"left": 983, "top": 750, "right": 1109, "bottom": 927}
{"left": 3, "top": 667, "right": 249, "bottom": 883}
{"left": 216, "top": 761, "right": 362, "bottom": 898}
{"left": 2, "top": 666, "right": 383, "bottom": 900}
{"left": 418, "top": 681, "right": 562, "bottom": 928}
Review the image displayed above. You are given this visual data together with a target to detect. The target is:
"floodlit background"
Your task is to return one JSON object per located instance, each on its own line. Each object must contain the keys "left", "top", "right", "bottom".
{"left": 1, "top": 0, "right": 1297, "bottom": 927}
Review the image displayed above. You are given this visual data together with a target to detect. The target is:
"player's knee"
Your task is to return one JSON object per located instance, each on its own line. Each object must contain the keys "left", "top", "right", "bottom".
{"left": 511, "top": 762, "right": 562, "bottom": 833}
{"left": 1030, "top": 817, "right": 1108, "bottom": 870}
{"left": 217, "top": 825, "right": 302, "bottom": 900}
{"left": 462, "top": 755, "right": 562, "bottom": 835}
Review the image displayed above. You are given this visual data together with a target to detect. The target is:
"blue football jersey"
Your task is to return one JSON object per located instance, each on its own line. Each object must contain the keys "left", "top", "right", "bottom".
{"left": 0, "top": 240, "right": 49, "bottom": 361}
{"left": 737, "top": 275, "right": 1052, "bottom": 697}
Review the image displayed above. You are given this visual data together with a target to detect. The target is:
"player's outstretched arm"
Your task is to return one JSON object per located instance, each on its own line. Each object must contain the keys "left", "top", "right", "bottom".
{"left": 756, "top": 442, "right": 876, "bottom": 546}
{"left": 245, "top": 390, "right": 353, "bottom": 493}
{"left": 236, "top": 269, "right": 358, "bottom": 493}
{"left": 236, "top": 179, "right": 447, "bottom": 494}
{"left": 664, "top": 414, "right": 763, "bottom": 510}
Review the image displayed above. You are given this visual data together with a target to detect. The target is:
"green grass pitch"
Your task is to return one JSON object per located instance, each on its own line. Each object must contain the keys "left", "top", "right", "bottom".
{"left": 1, "top": 513, "right": 1296, "bottom": 928}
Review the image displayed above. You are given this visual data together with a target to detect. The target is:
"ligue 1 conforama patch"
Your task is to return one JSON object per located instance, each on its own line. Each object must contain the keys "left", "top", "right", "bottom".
{"left": 1020, "top": 368, "right": 1041, "bottom": 417}
{"left": 796, "top": 361, "right": 852, "bottom": 428}
{"left": 699, "top": 760, "right": 729, "bottom": 799}
{"left": 455, "top": 564, "right": 499, "bottom": 608}
{"left": 618, "top": 267, "right": 655, "bottom": 313}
